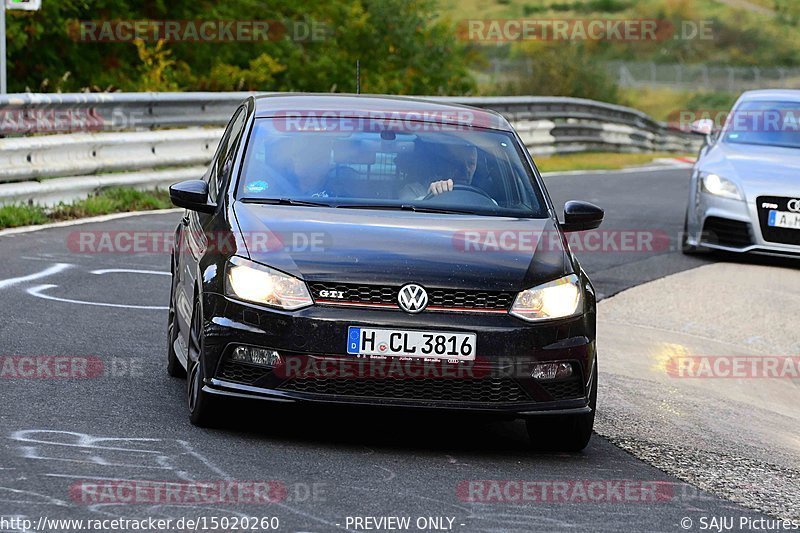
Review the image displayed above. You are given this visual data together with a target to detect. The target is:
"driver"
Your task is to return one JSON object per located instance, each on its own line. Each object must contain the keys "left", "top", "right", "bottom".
{"left": 427, "top": 145, "right": 478, "bottom": 196}
{"left": 399, "top": 145, "right": 478, "bottom": 200}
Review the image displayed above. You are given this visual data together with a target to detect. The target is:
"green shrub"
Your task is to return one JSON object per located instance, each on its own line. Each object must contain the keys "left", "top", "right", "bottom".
{"left": 496, "top": 42, "right": 622, "bottom": 104}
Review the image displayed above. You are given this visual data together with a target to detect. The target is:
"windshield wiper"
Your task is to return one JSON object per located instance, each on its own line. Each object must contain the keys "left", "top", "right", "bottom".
{"left": 337, "top": 204, "right": 479, "bottom": 215}
{"left": 241, "top": 197, "right": 332, "bottom": 207}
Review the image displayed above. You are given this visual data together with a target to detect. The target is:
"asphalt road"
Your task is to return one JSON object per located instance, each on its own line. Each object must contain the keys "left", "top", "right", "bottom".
{"left": 0, "top": 168, "right": 768, "bottom": 532}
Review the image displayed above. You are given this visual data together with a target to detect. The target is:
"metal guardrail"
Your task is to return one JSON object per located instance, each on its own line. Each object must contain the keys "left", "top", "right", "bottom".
{"left": 0, "top": 128, "right": 222, "bottom": 183}
{"left": 0, "top": 92, "right": 252, "bottom": 134}
{"left": 0, "top": 93, "right": 701, "bottom": 206}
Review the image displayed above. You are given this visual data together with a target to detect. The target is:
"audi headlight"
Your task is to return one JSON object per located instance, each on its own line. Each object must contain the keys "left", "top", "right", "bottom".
{"left": 225, "top": 257, "right": 313, "bottom": 310}
{"left": 701, "top": 173, "right": 742, "bottom": 200}
{"left": 510, "top": 274, "right": 583, "bottom": 322}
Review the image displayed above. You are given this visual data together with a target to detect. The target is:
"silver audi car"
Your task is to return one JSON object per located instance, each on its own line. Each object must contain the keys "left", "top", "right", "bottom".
{"left": 683, "top": 89, "right": 800, "bottom": 257}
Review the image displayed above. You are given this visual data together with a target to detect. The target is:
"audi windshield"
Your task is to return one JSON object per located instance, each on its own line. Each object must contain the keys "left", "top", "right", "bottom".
{"left": 723, "top": 100, "right": 800, "bottom": 149}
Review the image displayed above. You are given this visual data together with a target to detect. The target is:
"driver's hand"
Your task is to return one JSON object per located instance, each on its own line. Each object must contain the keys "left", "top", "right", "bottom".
{"left": 427, "top": 179, "right": 453, "bottom": 196}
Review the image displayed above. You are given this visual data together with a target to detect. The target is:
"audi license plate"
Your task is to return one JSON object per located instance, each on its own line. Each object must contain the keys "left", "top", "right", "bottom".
{"left": 768, "top": 210, "right": 800, "bottom": 230}
{"left": 347, "top": 327, "right": 476, "bottom": 360}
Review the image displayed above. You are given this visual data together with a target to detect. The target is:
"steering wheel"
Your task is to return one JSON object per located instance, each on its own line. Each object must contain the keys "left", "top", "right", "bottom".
{"left": 423, "top": 184, "right": 494, "bottom": 201}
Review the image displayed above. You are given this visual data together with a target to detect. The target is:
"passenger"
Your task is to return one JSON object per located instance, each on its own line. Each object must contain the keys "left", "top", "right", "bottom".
{"left": 245, "top": 137, "right": 335, "bottom": 198}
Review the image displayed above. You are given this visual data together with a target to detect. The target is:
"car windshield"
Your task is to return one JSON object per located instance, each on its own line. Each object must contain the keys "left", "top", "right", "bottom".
{"left": 722, "top": 100, "right": 800, "bottom": 150}
{"left": 237, "top": 117, "right": 547, "bottom": 218}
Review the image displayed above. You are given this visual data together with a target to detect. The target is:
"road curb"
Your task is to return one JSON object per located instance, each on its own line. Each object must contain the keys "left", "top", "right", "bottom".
{"left": 0, "top": 208, "right": 182, "bottom": 238}
{"left": 596, "top": 262, "right": 800, "bottom": 520}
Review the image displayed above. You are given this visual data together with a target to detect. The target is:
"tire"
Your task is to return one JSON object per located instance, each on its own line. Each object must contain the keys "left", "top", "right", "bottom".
{"left": 166, "top": 261, "right": 186, "bottom": 378}
{"left": 526, "top": 366, "right": 597, "bottom": 452}
{"left": 187, "top": 298, "right": 219, "bottom": 427}
{"left": 681, "top": 210, "right": 699, "bottom": 255}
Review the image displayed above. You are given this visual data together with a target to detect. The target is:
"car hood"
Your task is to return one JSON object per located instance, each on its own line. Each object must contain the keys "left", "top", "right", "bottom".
{"left": 699, "top": 142, "right": 800, "bottom": 199}
{"left": 232, "top": 202, "right": 569, "bottom": 291}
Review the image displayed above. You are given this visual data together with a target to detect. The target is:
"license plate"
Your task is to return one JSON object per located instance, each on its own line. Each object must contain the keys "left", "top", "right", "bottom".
{"left": 768, "top": 210, "right": 800, "bottom": 230}
{"left": 347, "top": 327, "right": 476, "bottom": 360}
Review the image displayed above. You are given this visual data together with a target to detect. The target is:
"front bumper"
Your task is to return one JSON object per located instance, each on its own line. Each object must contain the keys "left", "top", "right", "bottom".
{"left": 688, "top": 192, "right": 800, "bottom": 257}
{"left": 199, "top": 293, "right": 597, "bottom": 416}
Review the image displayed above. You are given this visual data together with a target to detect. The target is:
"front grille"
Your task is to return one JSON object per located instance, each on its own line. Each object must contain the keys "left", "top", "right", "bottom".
{"left": 427, "top": 289, "right": 514, "bottom": 310}
{"left": 308, "top": 282, "right": 515, "bottom": 311}
{"left": 538, "top": 378, "right": 584, "bottom": 401}
{"left": 217, "top": 361, "right": 272, "bottom": 385}
{"left": 701, "top": 217, "right": 753, "bottom": 248}
{"left": 756, "top": 196, "right": 800, "bottom": 246}
{"left": 277, "top": 376, "right": 531, "bottom": 403}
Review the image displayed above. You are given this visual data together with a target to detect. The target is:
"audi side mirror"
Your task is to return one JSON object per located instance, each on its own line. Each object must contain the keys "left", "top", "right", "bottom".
{"left": 691, "top": 118, "right": 717, "bottom": 147}
{"left": 690, "top": 119, "right": 714, "bottom": 136}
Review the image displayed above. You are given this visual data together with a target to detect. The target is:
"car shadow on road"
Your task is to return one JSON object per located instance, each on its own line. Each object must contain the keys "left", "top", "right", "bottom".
{"left": 199, "top": 397, "right": 601, "bottom": 458}
{"left": 712, "top": 250, "right": 800, "bottom": 269}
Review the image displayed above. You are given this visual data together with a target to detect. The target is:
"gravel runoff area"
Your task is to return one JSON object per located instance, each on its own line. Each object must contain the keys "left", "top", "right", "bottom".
{"left": 595, "top": 261, "right": 800, "bottom": 521}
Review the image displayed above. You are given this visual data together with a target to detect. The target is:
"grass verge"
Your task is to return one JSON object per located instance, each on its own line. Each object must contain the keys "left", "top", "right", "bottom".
{"left": 534, "top": 151, "right": 692, "bottom": 173}
{"left": 0, "top": 188, "right": 173, "bottom": 230}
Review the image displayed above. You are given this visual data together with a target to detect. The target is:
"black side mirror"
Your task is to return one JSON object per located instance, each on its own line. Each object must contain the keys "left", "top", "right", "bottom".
{"left": 169, "top": 180, "right": 216, "bottom": 214}
{"left": 561, "top": 201, "right": 604, "bottom": 232}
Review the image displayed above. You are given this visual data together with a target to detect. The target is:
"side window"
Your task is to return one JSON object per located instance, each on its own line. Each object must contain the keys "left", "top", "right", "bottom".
{"left": 215, "top": 108, "right": 247, "bottom": 201}
{"left": 209, "top": 106, "right": 247, "bottom": 202}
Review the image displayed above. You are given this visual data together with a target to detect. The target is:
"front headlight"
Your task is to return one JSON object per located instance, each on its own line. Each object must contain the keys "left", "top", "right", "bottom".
{"left": 509, "top": 274, "right": 583, "bottom": 322}
{"left": 225, "top": 256, "right": 313, "bottom": 310}
{"left": 701, "top": 173, "right": 742, "bottom": 200}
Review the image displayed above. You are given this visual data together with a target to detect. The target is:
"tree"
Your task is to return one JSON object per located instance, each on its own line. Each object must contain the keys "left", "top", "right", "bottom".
{"left": 4, "top": 0, "right": 477, "bottom": 95}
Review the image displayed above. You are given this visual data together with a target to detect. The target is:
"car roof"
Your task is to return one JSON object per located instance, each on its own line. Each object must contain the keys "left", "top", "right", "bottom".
{"left": 251, "top": 93, "right": 513, "bottom": 132}
{"left": 738, "top": 89, "right": 800, "bottom": 102}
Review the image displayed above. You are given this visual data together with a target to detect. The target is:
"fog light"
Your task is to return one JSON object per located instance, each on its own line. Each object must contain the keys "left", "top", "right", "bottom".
{"left": 232, "top": 346, "right": 282, "bottom": 367}
{"left": 531, "top": 362, "right": 573, "bottom": 380}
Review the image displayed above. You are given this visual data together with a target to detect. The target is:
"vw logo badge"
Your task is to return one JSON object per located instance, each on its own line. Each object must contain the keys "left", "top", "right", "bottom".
{"left": 397, "top": 284, "right": 428, "bottom": 314}
{"left": 787, "top": 199, "right": 800, "bottom": 213}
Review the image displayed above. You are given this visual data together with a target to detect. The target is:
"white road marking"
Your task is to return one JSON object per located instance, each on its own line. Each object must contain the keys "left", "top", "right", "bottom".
{"left": 26, "top": 284, "right": 168, "bottom": 310}
{"left": 173, "top": 442, "right": 356, "bottom": 532}
{"left": 90, "top": 269, "right": 170, "bottom": 276}
{"left": 176, "top": 441, "right": 230, "bottom": 480}
{"left": 11, "top": 430, "right": 163, "bottom": 453}
{"left": 541, "top": 164, "right": 691, "bottom": 177}
{"left": 375, "top": 465, "right": 396, "bottom": 482}
{"left": 0, "top": 264, "right": 71, "bottom": 290}
{"left": 0, "top": 487, "right": 69, "bottom": 507}
{"left": 11, "top": 429, "right": 350, "bottom": 530}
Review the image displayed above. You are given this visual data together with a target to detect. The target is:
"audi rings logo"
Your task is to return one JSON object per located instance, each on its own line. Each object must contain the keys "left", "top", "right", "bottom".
{"left": 787, "top": 199, "right": 800, "bottom": 213}
{"left": 397, "top": 284, "right": 429, "bottom": 314}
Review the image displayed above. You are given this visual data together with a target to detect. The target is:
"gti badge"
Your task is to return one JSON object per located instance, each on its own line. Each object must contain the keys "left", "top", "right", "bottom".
{"left": 318, "top": 290, "right": 345, "bottom": 299}
{"left": 397, "top": 284, "right": 428, "bottom": 314}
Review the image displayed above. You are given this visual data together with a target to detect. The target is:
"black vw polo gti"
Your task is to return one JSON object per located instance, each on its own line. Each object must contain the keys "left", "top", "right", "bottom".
{"left": 167, "top": 94, "right": 603, "bottom": 451}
